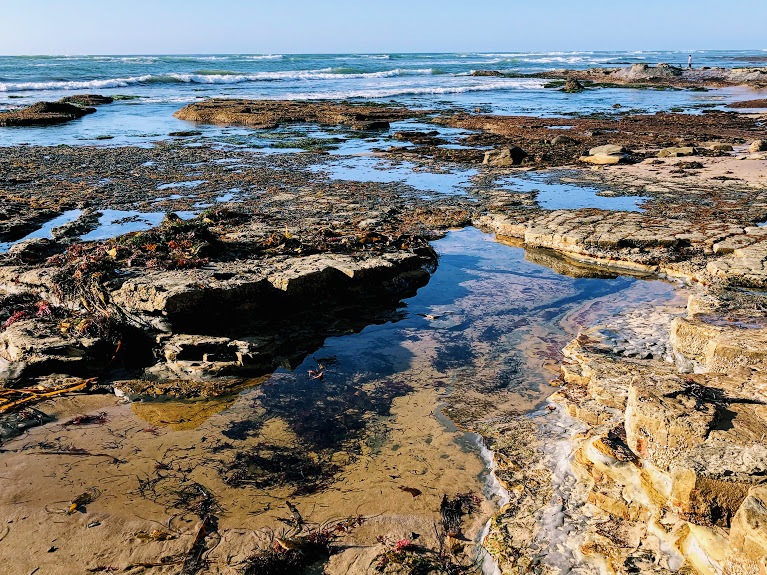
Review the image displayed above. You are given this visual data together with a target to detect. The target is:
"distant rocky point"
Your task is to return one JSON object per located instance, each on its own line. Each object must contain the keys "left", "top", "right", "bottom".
{"left": 471, "top": 63, "right": 767, "bottom": 89}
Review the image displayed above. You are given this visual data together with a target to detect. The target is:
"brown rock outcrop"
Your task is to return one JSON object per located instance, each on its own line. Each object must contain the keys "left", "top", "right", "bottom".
{"left": 174, "top": 99, "right": 426, "bottom": 130}
{"left": 59, "top": 94, "right": 114, "bottom": 106}
{"left": 0, "top": 101, "right": 96, "bottom": 127}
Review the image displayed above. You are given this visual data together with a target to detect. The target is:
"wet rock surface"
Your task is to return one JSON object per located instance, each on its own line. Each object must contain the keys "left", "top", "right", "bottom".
{"left": 0, "top": 100, "right": 96, "bottom": 126}
{"left": 543, "top": 284, "right": 767, "bottom": 574}
{"left": 175, "top": 99, "right": 427, "bottom": 130}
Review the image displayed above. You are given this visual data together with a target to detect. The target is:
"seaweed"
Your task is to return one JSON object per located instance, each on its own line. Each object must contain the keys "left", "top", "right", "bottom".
{"left": 224, "top": 444, "right": 339, "bottom": 495}
{"left": 242, "top": 513, "right": 365, "bottom": 575}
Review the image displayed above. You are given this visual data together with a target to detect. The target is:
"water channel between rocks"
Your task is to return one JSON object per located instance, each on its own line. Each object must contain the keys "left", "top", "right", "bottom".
{"left": 0, "top": 227, "right": 681, "bottom": 574}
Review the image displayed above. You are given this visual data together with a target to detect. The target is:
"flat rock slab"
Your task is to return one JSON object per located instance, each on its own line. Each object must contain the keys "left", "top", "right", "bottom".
{"left": 0, "top": 101, "right": 95, "bottom": 127}
{"left": 174, "top": 99, "right": 427, "bottom": 130}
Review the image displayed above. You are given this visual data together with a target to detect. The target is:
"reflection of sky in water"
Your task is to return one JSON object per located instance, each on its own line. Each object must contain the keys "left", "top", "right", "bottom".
{"left": 496, "top": 172, "right": 648, "bottom": 211}
{"left": 0, "top": 209, "right": 83, "bottom": 253}
{"left": 81, "top": 209, "right": 197, "bottom": 241}
{"left": 0, "top": 83, "right": 747, "bottom": 149}
{"left": 249, "top": 227, "right": 677, "bottom": 456}
{"left": 312, "top": 156, "right": 477, "bottom": 197}
{"left": 157, "top": 180, "right": 205, "bottom": 190}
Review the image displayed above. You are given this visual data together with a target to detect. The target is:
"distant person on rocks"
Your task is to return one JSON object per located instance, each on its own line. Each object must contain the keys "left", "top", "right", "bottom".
{"left": 688, "top": 54, "right": 692, "bottom": 69}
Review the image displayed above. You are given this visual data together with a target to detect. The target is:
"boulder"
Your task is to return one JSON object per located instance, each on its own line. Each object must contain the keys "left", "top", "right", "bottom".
{"left": 580, "top": 154, "right": 625, "bottom": 165}
{"left": 482, "top": 147, "right": 528, "bottom": 166}
{"left": 550, "top": 135, "right": 579, "bottom": 145}
{"left": 657, "top": 146, "right": 696, "bottom": 158}
{"left": 580, "top": 144, "right": 628, "bottom": 165}
{"left": 749, "top": 140, "right": 767, "bottom": 153}
{"left": 564, "top": 78, "right": 585, "bottom": 93}
{"left": 589, "top": 144, "right": 627, "bottom": 156}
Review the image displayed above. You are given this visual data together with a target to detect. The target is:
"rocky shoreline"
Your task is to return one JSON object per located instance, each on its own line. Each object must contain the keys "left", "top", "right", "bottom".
{"left": 1, "top": 93, "right": 766, "bottom": 574}
{"left": 472, "top": 63, "right": 767, "bottom": 89}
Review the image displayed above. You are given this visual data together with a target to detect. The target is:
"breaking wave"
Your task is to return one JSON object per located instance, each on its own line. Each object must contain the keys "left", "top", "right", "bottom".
{"left": 0, "top": 68, "right": 439, "bottom": 92}
{"left": 279, "top": 79, "right": 546, "bottom": 100}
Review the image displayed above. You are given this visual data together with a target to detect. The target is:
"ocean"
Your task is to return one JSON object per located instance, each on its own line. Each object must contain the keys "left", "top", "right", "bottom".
{"left": 0, "top": 50, "right": 764, "bottom": 146}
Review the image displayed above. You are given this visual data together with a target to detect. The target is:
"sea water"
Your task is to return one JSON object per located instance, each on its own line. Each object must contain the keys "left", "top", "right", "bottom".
{"left": 0, "top": 50, "right": 763, "bottom": 147}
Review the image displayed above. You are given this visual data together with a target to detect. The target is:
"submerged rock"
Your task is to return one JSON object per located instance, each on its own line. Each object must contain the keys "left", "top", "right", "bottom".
{"left": 470, "top": 70, "right": 505, "bottom": 77}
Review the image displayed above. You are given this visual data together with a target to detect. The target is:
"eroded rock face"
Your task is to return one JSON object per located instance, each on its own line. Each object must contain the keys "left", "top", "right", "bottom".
{"left": 612, "top": 63, "right": 684, "bottom": 82}
{"left": 0, "top": 319, "right": 105, "bottom": 381}
{"left": 477, "top": 207, "right": 767, "bottom": 289}
{"left": 0, "top": 101, "right": 96, "bottom": 126}
{"left": 549, "top": 287, "right": 767, "bottom": 573}
{"left": 0, "top": 249, "right": 435, "bottom": 388}
{"left": 726, "top": 485, "right": 767, "bottom": 575}
{"left": 671, "top": 317, "right": 767, "bottom": 372}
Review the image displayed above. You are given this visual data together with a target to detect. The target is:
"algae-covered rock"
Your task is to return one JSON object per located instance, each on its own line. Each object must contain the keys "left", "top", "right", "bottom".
{"left": 59, "top": 94, "right": 114, "bottom": 106}
{"left": 0, "top": 101, "right": 96, "bottom": 126}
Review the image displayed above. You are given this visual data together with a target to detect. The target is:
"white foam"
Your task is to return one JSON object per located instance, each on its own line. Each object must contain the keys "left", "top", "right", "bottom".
{"left": 242, "top": 54, "right": 284, "bottom": 60}
{"left": 279, "top": 79, "right": 546, "bottom": 100}
{"left": 474, "top": 435, "right": 510, "bottom": 575}
{"left": 0, "top": 68, "right": 438, "bottom": 92}
{"left": 476, "top": 435, "right": 511, "bottom": 507}
{"left": 0, "top": 75, "right": 156, "bottom": 91}
{"left": 478, "top": 519, "right": 503, "bottom": 575}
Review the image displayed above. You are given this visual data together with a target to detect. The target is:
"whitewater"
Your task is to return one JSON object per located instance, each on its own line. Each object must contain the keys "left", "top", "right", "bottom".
{"left": 0, "top": 50, "right": 763, "bottom": 146}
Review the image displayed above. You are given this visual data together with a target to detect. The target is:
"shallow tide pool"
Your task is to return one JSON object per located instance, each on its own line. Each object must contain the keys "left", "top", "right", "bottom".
{"left": 0, "top": 227, "right": 679, "bottom": 574}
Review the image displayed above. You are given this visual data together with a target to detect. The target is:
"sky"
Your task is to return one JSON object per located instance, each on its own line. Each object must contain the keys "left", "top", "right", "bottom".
{"left": 1, "top": 0, "right": 766, "bottom": 55}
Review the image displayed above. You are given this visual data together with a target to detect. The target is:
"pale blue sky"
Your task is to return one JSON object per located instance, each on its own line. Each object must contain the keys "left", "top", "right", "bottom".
{"left": 2, "top": 0, "right": 765, "bottom": 55}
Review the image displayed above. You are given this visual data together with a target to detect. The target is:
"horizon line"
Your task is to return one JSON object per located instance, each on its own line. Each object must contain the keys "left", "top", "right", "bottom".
{"left": 1, "top": 48, "right": 766, "bottom": 58}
